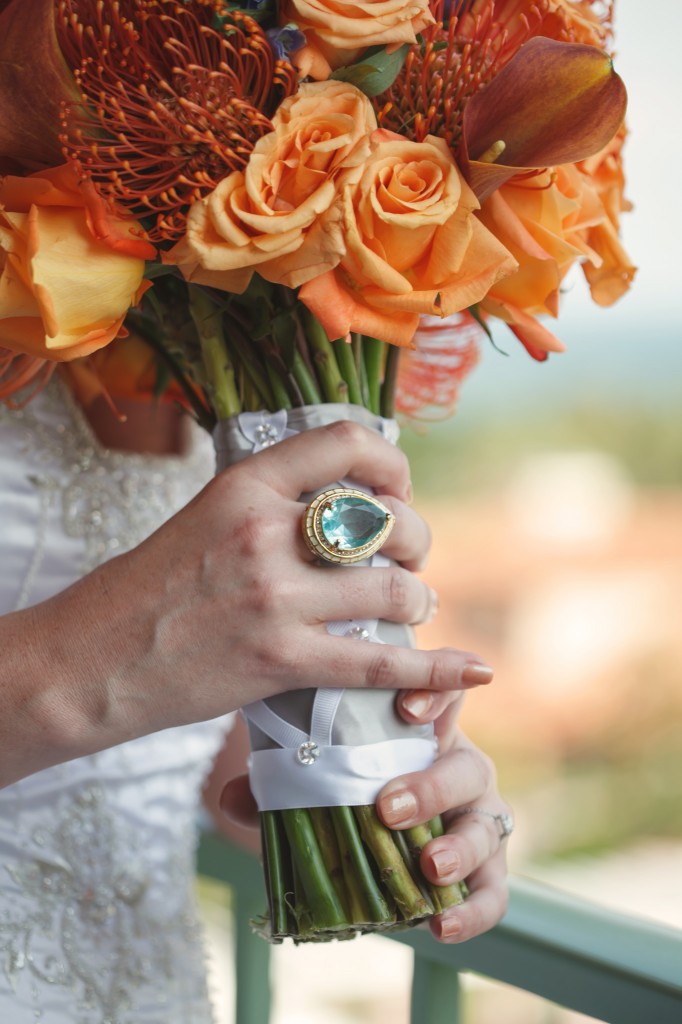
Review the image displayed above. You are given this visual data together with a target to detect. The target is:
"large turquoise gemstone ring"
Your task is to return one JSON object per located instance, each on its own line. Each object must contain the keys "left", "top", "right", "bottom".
{"left": 302, "top": 487, "right": 395, "bottom": 565}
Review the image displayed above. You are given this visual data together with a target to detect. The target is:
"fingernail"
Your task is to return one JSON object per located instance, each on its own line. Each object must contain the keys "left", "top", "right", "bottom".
{"left": 401, "top": 691, "right": 434, "bottom": 719}
{"left": 380, "top": 788, "right": 418, "bottom": 826}
{"left": 431, "top": 849, "right": 460, "bottom": 878}
{"left": 461, "top": 663, "right": 494, "bottom": 686}
{"left": 439, "top": 913, "right": 463, "bottom": 939}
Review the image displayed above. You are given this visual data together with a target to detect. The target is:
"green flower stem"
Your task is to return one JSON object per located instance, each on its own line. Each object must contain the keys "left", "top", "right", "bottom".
{"left": 434, "top": 879, "right": 468, "bottom": 912}
{"left": 308, "top": 807, "right": 348, "bottom": 915}
{"left": 405, "top": 822, "right": 466, "bottom": 912}
{"left": 301, "top": 309, "right": 348, "bottom": 404}
{"left": 333, "top": 338, "right": 363, "bottom": 405}
{"left": 188, "top": 285, "right": 241, "bottom": 419}
{"left": 225, "top": 321, "right": 275, "bottom": 411}
{"left": 280, "top": 809, "right": 348, "bottom": 930}
{"left": 428, "top": 816, "right": 445, "bottom": 838}
{"left": 262, "top": 339, "right": 306, "bottom": 408}
{"left": 354, "top": 806, "right": 432, "bottom": 920}
{"left": 352, "top": 333, "right": 371, "bottom": 408}
{"left": 330, "top": 811, "right": 371, "bottom": 923}
{"left": 392, "top": 826, "right": 436, "bottom": 914}
{"left": 404, "top": 822, "right": 433, "bottom": 859}
{"left": 126, "top": 311, "right": 216, "bottom": 432}
{"left": 292, "top": 348, "right": 323, "bottom": 406}
{"left": 291, "top": 857, "right": 315, "bottom": 938}
{"left": 331, "top": 806, "right": 394, "bottom": 925}
{"left": 380, "top": 342, "right": 400, "bottom": 419}
{"left": 240, "top": 376, "right": 263, "bottom": 414}
{"left": 266, "top": 361, "right": 292, "bottom": 410}
{"left": 261, "top": 811, "right": 289, "bottom": 938}
{"left": 362, "top": 336, "right": 384, "bottom": 415}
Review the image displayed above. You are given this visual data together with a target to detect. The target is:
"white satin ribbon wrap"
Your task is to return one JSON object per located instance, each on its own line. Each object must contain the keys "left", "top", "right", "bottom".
{"left": 248, "top": 738, "right": 438, "bottom": 811}
{"left": 220, "top": 406, "right": 436, "bottom": 811}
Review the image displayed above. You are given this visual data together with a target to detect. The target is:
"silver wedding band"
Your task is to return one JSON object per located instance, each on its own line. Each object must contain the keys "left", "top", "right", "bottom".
{"left": 453, "top": 806, "right": 514, "bottom": 841}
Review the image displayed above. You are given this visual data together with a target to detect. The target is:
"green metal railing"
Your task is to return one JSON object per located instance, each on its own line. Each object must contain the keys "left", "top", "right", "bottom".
{"left": 197, "top": 832, "right": 682, "bottom": 1024}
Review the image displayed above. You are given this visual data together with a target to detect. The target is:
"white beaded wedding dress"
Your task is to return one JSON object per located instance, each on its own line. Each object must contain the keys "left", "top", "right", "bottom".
{"left": 0, "top": 381, "right": 233, "bottom": 1023}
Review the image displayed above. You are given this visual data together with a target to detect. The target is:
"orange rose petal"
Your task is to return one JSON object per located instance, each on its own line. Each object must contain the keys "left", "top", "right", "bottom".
{"left": 0, "top": 166, "right": 148, "bottom": 364}
{"left": 0, "top": 319, "right": 53, "bottom": 357}
{"left": 290, "top": 42, "right": 333, "bottom": 81}
{"left": 482, "top": 297, "right": 566, "bottom": 357}
{"left": 259, "top": 210, "right": 346, "bottom": 289}
{"left": 281, "top": 0, "right": 434, "bottom": 70}
{"left": 0, "top": 315, "right": 122, "bottom": 360}
{"left": 0, "top": 248, "right": 41, "bottom": 319}
{"left": 479, "top": 189, "right": 556, "bottom": 263}
{"left": 582, "top": 222, "right": 636, "bottom": 306}
{"left": 184, "top": 264, "right": 257, "bottom": 295}
{"left": 300, "top": 269, "right": 419, "bottom": 346}
{"left": 79, "top": 175, "right": 156, "bottom": 260}
{"left": 0, "top": 171, "right": 76, "bottom": 211}
{"left": 28, "top": 206, "right": 145, "bottom": 350}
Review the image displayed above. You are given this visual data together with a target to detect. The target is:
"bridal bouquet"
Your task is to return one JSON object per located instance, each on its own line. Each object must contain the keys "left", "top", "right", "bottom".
{"left": 0, "top": 0, "right": 631, "bottom": 940}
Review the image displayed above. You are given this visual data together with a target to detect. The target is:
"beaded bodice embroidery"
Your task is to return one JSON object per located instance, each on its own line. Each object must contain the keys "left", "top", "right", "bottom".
{"left": 0, "top": 380, "right": 214, "bottom": 607}
{"left": 0, "top": 382, "right": 230, "bottom": 1023}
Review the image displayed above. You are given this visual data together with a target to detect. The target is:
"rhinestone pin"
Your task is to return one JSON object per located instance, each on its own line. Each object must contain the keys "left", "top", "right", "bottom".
{"left": 296, "top": 741, "right": 320, "bottom": 765}
{"left": 255, "top": 423, "right": 280, "bottom": 447}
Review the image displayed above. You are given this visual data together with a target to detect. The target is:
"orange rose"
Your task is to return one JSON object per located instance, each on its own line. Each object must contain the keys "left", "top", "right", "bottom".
{"left": 167, "top": 81, "right": 377, "bottom": 292}
{"left": 577, "top": 128, "right": 636, "bottom": 307}
{"left": 0, "top": 163, "right": 153, "bottom": 362}
{"left": 282, "top": 0, "right": 434, "bottom": 77}
{"left": 477, "top": 145, "right": 635, "bottom": 357}
{"left": 299, "top": 131, "right": 517, "bottom": 346}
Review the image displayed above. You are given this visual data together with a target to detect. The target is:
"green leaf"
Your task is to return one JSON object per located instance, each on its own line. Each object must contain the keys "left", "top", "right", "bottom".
{"left": 153, "top": 359, "right": 172, "bottom": 399}
{"left": 144, "top": 262, "right": 182, "bottom": 281}
{"left": 330, "top": 44, "right": 410, "bottom": 98}
{"left": 468, "top": 304, "right": 509, "bottom": 356}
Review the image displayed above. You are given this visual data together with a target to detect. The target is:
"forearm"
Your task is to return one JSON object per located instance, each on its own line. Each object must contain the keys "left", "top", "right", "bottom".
{"left": 0, "top": 424, "right": 490, "bottom": 789}
{"left": 0, "top": 550, "right": 192, "bottom": 787}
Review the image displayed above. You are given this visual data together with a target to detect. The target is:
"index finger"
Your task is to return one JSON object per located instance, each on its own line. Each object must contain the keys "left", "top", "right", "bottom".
{"left": 246, "top": 421, "right": 412, "bottom": 503}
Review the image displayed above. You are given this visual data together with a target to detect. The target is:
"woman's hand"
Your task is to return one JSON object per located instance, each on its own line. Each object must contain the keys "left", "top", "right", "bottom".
{"left": 378, "top": 699, "right": 511, "bottom": 942}
{"left": 1, "top": 421, "right": 490, "bottom": 786}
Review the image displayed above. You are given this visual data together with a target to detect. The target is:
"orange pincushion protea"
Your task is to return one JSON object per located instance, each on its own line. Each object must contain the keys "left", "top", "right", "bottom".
{"left": 376, "top": 0, "right": 614, "bottom": 153}
{"left": 0, "top": 350, "right": 55, "bottom": 406}
{"left": 457, "top": 0, "right": 613, "bottom": 53}
{"left": 56, "top": 0, "right": 298, "bottom": 243}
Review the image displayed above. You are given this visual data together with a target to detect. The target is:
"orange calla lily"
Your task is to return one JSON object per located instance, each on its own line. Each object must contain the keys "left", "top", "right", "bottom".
{"left": 462, "top": 37, "right": 627, "bottom": 203}
{"left": 0, "top": 0, "right": 81, "bottom": 173}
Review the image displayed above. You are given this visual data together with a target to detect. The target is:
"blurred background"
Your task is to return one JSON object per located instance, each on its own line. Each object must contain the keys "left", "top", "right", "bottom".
{"left": 402, "top": 0, "right": 682, "bottom": 929}
{"left": 202, "top": 0, "right": 682, "bottom": 1019}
